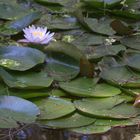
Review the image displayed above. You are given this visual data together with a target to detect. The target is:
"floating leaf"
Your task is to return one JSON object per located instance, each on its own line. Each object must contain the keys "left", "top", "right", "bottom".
{"left": 72, "top": 33, "right": 106, "bottom": 50}
{"left": 94, "top": 119, "right": 134, "bottom": 127}
{"left": 84, "top": 18, "right": 116, "bottom": 35}
{"left": 34, "top": 97, "right": 75, "bottom": 120}
{"left": 74, "top": 96, "right": 124, "bottom": 118}
{"left": 45, "top": 42, "right": 82, "bottom": 81}
{"left": 0, "top": 96, "right": 39, "bottom": 128}
{"left": 0, "top": 0, "right": 31, "bottom": 20}
{"left": 40, "top": 113, "right": 96, "bottom": 128}
{"left": 9, "top": 89, "right": 50, "bottom": 99}
{"left": 70, "top": 124, "right": 111, "bottom": 134}
{"left": 123, "top": 51, "right": 140, "bottom": 71}
{"left": 49, "top": 89, "right": 68, "bottom": 97}
{"left": 74, "top": 97, "right": 140, "bottom": 119}
{"left": 85, "top": 44, "right": 126, "bottom": 60}
{"left": 9, "top": 12, "right": 41, "bottom": 31}
{"left": 0, "top": 68, "right": 53, "bottom": 89}
{"left": 82, "top": 0, "right": 122, "bottom": 9}
{"left": 0, "top": 46, "right": 45, "bottom": 71}
{"left": 60, "top": 78, "right": 120, "bottom": 97}
{"left": 39, "top": 15, "right": 79, "bottom": 30}
{"left": 121, "top": 35, "right": 140, "bottom": 50}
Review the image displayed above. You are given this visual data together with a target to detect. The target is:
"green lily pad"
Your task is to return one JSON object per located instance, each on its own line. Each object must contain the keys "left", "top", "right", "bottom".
{"left": 74, "top": 97, "right": 140, "bottom": 119}
{"left": 8, "top": 12, "right": 41, "bottom": 31}
{"left": 60, "top": 77, "right": 120, "bottom": 97}
{"left": 85, "top": 44, "right": 126, "bottom": 60}
{"left": 49, "top": 89, "right": 68, "bottom": 97}
{"left": 101, "top": 65, "right": 140, "bottom": 88}
{"left": 84, "top": 18, "right": 116, "bottom": 35}
{"left": 35, "top": 0, "right": 68, "bottom": 6}
{"left": 82, "top": 0, "right": 122, "bottom": 9}
{"left": 39, "top": 15, "right": 79, "bottom": 30}
{"left": 0, "top": 96, "right": 39, "bottom": 128}
{"left": 0, "top": 68, "right": 53, "bottom": 89}
{"left": 45, "top": 42, "right": 82, "bottom": 81}
{"left": 123, "top": 51, "right": 140, "bottom": 71}
{"left": 0, "top": 12, "right": 41, "bottom": 36}
{"left": 94, "top": 119, "right": 134, "bottom": 127}
{"left": 9, "top": 89, "right": 50, "bottom": 99}
{"left": 74, "top": 96, "right": 124, "bottom": 118}
{"left": 99, "top": 57, "right": 140, "bottom": 87}
{"left": 0, "top": 46, "right": 45, "bottom": 71}
{"left": 70, "top": 124, "right": 111, "bottom": 134}
{"left": 33, "top": 97, "right": 75, "bottom": 120}
{"left": 72, "top": 33, "right": 106, "bottom": 49}
{"left": 46, "top": 41, "right": 83, "bottom": 61}
{"left": 0, "top": 0, "right": 32, "bottom": 20}
{"left": 121, "top": 35, "right": 140, "bottom": 50}
{"left": 40, "top": 113, "right": 96, "bottom": 128}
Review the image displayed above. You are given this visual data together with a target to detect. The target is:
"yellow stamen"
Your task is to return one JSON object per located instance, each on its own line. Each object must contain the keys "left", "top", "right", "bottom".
{"left": 32, "top": 31, "right": 44, "bottom": 37}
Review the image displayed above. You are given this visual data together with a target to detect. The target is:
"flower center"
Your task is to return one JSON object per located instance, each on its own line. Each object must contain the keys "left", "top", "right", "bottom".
{"left": 32, "top": 31, "right": 44, "bottom": 38}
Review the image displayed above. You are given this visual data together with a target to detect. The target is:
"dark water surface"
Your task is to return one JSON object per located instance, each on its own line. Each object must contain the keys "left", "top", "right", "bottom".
{"left": 1, "top": 125, "right": 140, "bottom": 140}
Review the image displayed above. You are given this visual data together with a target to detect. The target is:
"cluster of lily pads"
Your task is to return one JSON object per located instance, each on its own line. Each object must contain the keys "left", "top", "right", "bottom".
{"left": 1, "top": 0, "right": 140, "bottom": 135}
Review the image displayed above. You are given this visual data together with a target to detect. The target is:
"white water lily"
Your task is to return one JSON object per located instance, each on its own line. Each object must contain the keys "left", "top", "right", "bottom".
{"left": 18, "top": 25, "right": 54, "bottom": 44}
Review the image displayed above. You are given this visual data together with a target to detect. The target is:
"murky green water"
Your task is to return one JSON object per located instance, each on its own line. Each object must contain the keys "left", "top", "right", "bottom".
{"left": 1, "top": 125, "right": 140, "bottom": 140}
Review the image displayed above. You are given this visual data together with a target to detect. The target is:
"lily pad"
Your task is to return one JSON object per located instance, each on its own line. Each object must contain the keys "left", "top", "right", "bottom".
{"left": 0, "top": 68, "right": 53, "bottom": 89}
{"left": 45, "top": 42, "right": 82, "bottom": 81}
{"left": 0, "top": 96, "right": 40, "bottom": 128}
{"left": 39, "top": 15, "right": 79, "bottom": 30}
{"left": 94, "top": 118, "right": 134, "bottom": 127}
{"left": 49, "top": 89, "right": 68, "bottom": 97}
{"left": 121, "top": 35, "right": 140, "bottom": 50}
{"left": 82, "top": 0, "right": 122, "bottom": 9}
{"left": 9, "top": 89, "right": 50, "bottom": 99}
{"left": 84, "top": 18, "right": 116, "bottom": 35}
{"left": 70, "top": 124, "right": 111, "bottom": 134}
{"left": 72, "top": 33, "right": 106, "bottom": 49}
{"left": 85, "top": 44, "right": 126, "bottom": 60}
{"left": 123, "top": 51, "right": 140, "bottom": 71}
{"left": 60, "top": 77, "right": 120, "bottom": 97}
{"left": 33, "top": 97, "right": 75, "bottom": 120}
{"left": 0, "top": 46, "right": 46, "bottom": 71}
{"left": 101, "top": 66, "right": 140, "bottom": 88}
{"left": 0, "top": 0, "right": 31, "bottom": 20}
{"left": 9, "top": 11, "right": 41, "bottom": 31}
{"left": 74, "top": 97, "right": 140, "bottom": 119}
{"left": 40, "top": 113, "right": 96, "bottom": 128}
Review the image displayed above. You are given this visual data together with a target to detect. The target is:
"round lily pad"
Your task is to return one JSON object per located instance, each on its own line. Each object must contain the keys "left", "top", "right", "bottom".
{"left": 34, "top": 97, "right": 75, "bottom": 120}
{"left": 0, "top": 69, "right": 53, "bottom": 89}
{"left": 60, "top": 78, "right": 120, "bottom": 97}
{"left": 74, "top": 97, "right": 140, "bottom": 119}
{"left": 0, "top": 96, "right": 40, "bottom": 128}
{"left": 0, "top": 46, "right": 45, "bottom": 71}
{"left": 40, "top": 113, "right": 96, "bottom": 128}
{"left": 70, "top": 124, "right": 111, "bottom": 134}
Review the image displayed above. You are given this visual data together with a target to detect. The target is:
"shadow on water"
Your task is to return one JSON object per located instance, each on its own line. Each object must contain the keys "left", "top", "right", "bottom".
{"left": 1, "top": 125, "right": 140, "bottom": 140}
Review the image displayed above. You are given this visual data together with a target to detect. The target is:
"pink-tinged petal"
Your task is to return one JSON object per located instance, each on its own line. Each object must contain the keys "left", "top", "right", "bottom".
{"left": 18, "top": 39, "right": 30, "bottom": 43}
{"left": 41, "top": 37, "right": 53, "bottom": 44}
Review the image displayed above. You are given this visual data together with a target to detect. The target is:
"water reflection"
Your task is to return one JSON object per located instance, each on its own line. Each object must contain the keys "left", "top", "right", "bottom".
{"left": 1, "top": 125, "right": 140, "bottom": 140}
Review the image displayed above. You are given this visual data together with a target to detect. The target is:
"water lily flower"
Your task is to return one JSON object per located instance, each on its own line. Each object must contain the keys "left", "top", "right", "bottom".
{"left": 18, "top": 25, "right": 54, "bottom": 44}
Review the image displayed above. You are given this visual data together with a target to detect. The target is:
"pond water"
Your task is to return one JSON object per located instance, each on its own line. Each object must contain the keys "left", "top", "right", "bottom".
{"left": 1, "top": 125, "right": 140, "bottom": 140}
